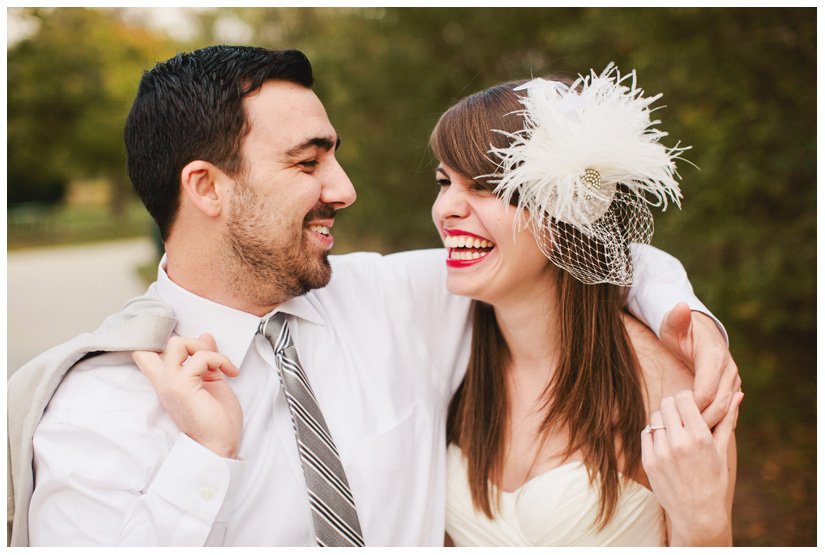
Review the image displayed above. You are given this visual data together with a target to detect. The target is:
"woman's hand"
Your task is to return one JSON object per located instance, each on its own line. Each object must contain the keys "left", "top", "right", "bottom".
{"left": 641, "top": 389, "right": 743, "bottom": 546}
{"left": 132, "top": 334, "right": 243, "bottom": 459}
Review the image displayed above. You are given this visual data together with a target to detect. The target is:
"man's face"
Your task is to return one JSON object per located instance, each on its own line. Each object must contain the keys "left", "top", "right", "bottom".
{"left": 222, "top": 80, "right": 356, "bottom": 307}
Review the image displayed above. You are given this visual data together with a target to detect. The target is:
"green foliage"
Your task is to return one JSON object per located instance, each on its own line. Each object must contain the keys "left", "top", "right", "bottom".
{"left": 7, "top": 7, "right": 177, "bottom": 209}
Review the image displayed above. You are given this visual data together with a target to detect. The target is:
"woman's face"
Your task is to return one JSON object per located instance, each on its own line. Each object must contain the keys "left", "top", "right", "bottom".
{"left": 431, "top": 163, "right": 555, "bottom": 306}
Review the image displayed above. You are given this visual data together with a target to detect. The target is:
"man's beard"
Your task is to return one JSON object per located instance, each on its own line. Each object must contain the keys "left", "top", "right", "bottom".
{"left": 224, "top": 180, "right": 335, "bottom": 306}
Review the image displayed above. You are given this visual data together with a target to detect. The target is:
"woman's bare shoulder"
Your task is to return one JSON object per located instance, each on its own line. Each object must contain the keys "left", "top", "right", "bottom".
{"left": 622, "top": 312, "right": 694, "bottom": 415}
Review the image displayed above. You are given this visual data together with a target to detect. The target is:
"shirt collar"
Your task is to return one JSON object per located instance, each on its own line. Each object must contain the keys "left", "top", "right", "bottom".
{"left": 154, "top": 255, "right": 325, "bottom": 368}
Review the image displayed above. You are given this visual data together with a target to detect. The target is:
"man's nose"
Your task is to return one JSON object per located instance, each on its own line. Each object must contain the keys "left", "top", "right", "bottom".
{"left": 321, "top": 157, "right": 357, "bottom": 209}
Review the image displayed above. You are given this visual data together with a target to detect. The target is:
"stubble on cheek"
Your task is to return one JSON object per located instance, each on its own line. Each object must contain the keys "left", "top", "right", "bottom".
{"left": 224, "top": 208, "right": 332, "bottom": 304}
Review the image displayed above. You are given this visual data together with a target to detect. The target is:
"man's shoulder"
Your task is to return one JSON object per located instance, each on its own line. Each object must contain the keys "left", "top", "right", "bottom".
{"left": 8, "top": 286, "right": 176, "bottom": 430}
{"left": 42, "top": 351, "right": 154, "bottom": 426}
{"left": 11, "top": 285, "right": 173, "bottom": 376}
{"left": 327, "top": 249, "right": 445, "bottom": 285}
{"left": 329, "top": 248, "right": 443, "bottom": 267}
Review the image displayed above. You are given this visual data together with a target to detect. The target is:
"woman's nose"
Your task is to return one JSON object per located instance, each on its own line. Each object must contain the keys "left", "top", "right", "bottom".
{"left": 432, "top": 185, "right": 470, "bottom": 221}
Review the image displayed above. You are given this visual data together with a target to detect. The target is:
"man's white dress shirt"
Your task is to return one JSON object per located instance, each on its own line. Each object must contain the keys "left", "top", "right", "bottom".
{"left": 28, "top": 247, "right": 718, "bottom": 546}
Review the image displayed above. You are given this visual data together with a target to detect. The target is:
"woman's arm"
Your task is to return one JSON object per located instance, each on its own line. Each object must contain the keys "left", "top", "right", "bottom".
{"left": 641, "top": 390, "right": 742, "bottom": 546}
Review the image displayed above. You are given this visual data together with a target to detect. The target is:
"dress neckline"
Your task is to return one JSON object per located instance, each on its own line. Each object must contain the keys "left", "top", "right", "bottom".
{"left": 495, "top": 461, "right": 654, "bottom": 497}
{"left": 496, "top": 461, "right": 585, "bottom": 495}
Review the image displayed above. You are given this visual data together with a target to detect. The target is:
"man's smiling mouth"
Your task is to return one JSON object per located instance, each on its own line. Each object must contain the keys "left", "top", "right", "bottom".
{"left": 307, "top": 224, "right": 329, "bottom": 235}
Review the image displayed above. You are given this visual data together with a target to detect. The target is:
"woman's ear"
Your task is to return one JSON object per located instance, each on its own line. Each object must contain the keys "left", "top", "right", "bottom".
{"left": 180, "top": 160, "right": 228, "bottom": 218}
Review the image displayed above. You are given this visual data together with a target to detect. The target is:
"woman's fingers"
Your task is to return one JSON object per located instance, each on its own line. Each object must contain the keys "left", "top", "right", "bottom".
{"left": 641, "top": 409, "right": 663, "bottom": 471}
{"left": 658, "top": 396, "right": 685, "bottom": 440}
{"left": 674, "top": 390, "right": 708, "bottom": 436}
{"left": 643, "top": 391, "right": 739, "bottom": 489}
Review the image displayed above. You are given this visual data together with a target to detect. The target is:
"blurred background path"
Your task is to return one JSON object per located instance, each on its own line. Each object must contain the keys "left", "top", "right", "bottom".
{"left": 7, "top": 238, "right": 156, "bottom": 375}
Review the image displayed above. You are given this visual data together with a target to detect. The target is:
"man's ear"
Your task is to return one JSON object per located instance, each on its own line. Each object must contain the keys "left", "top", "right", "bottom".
{"left": 180, "top": 160, "right": 230, "bottom": 218}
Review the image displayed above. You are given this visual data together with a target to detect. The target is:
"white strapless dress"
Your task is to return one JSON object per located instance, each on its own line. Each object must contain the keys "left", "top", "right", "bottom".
{"left": 445, "top": 444, "right": 667, "bottom": 546}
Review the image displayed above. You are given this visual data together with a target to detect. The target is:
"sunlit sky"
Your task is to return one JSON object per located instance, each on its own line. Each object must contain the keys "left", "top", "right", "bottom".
{"left": 6, "top": 3, "right": 436, "bottom": 48}
{"left": 6, "top": 6, "right": 259, "bottom": 47}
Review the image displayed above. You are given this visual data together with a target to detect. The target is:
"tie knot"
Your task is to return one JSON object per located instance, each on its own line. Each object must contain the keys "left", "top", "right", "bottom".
{"left": 259, "top": 312, "right": 292, "bottom": 352}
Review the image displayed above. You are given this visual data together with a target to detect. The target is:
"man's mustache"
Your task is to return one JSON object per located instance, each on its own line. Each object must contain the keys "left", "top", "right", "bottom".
{"left": 304, "top": 204, "right": 337, "bottom": 223}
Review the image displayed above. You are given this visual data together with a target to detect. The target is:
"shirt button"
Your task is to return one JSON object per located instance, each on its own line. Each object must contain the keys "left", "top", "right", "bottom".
{"left": 201, "top": 487, "right": 213, "bottom": 501}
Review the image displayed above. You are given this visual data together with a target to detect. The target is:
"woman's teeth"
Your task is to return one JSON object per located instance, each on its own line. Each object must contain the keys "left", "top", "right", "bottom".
{"left": 444, "top": 234, "right": 495, "bottom": 261}
{"left": 449, "top": 250, "right": 489, "bottom": 260}
{"left": 444, "top": 235, "right": 493, "bottom": 249}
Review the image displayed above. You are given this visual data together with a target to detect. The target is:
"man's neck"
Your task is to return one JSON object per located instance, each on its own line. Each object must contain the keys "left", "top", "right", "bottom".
{"left": 164, "top": 246, "right": 284, "bottom": 318}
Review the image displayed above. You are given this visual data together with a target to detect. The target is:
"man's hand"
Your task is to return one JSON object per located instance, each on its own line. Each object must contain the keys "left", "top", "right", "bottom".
{"left": 132, "top": 334, "right": 243, "bottom": 459}
{"left": 659, "top": 302, "right": 741, "bottom": 428}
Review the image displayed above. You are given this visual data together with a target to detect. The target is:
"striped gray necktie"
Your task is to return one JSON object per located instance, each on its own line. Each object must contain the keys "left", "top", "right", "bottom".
{"left": 259, "top": 312, "right": 364, "bottom": 547}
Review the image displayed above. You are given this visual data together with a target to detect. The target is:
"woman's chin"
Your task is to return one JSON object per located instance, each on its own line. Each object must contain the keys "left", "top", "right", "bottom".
{"left": 445, "top": 277, "right": 489, "bottom": 304}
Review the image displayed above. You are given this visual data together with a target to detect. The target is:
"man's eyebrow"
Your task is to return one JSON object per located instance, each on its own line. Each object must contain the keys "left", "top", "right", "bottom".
{"left": 285, "top": 136, "right": 341, "bottom": 157}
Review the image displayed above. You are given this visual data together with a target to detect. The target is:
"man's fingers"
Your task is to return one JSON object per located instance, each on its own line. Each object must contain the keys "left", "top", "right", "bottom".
{"left": 163, "top": 336, "right": 213, "bottom": 366}
{"left": 660, "top": 304, "right": 693, "bottom": 362}
{"left": 133, "top": 335, "right": 238, "bottom": 384}
{"left": 690, "top": 345, "right": 721, "bottom": 412}
{"left": 164, "top": 335, "right": 229, "bottom": 374}
{"left": 198, "top": 333, "right": 219, "bottom": 352}
{"left": 695, "top": 352, "right": 739, "bottom": 427}
{"left": 182, "top": 350, "right": 240, "bottom": 380}
{"left": 131, "top": 350, "right": 164, "bottom": 382}
{"left": 732, "top": 375, "right": 742, "bottom": 430}
{"left": 660, "top": 302, "right": 693, "bottom": 362}
{"left": 686, "top": 311, "right": 738, "bottom": 425}
{"left": 712, "top": 392, "right": 744, "bottom": 454}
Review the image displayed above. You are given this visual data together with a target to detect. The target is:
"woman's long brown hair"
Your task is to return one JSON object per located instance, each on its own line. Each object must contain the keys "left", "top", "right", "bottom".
{"left": 434, "top": 81, "right": 647, "bottom": 529}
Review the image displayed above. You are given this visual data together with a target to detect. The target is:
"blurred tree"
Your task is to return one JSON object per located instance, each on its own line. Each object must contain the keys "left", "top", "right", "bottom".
{"left": 7, "top": 7, "right": 175, "bottom": 212}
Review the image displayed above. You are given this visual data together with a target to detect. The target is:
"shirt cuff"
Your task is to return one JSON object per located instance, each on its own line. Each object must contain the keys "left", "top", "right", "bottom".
{"left": 628, "top": 284, "right": 729, "bottom": 345}
{"left": 149, "top": 433, "right": 247, "bottom": 524}
{"left": 628, "top": 244, "right": 729, "bottom": 346}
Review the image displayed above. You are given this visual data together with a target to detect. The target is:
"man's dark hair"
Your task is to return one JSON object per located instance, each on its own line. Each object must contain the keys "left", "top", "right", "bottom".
{"left": 124, "top": 46, "right": 314, "bottom": 240}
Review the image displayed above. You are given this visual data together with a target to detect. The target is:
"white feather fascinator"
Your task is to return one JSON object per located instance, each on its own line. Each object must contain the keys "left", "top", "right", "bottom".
{"left": 487, "top": 63, "right": 688, "bottom": 285}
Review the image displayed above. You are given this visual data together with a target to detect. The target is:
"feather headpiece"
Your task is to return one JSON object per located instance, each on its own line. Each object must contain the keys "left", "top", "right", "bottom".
{"left": 486, "top": 63, "right": 689, "bottom": 285}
